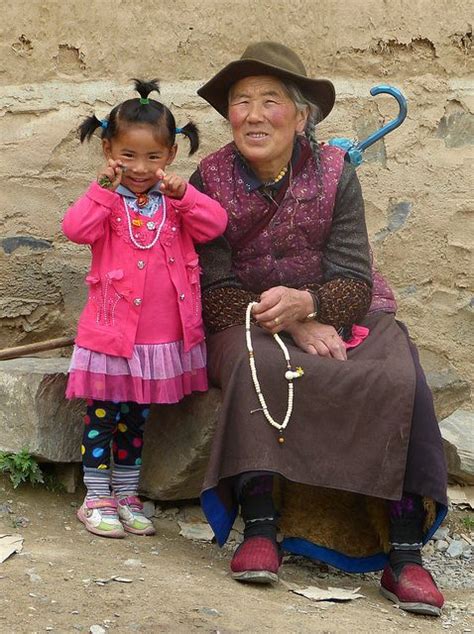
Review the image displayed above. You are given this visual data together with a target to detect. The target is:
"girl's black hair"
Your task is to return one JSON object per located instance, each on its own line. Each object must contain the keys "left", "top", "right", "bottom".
{"left": 78, "top": 78, "right": 199, "bottom": 155}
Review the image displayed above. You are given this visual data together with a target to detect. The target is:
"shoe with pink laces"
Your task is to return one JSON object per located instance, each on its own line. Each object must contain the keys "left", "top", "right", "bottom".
{"left": 116, "top": 495, "right": 156, "bottom": 536}
{"left": 230, "top": 536, "right": 281, "bottom": 583}
{"left": 380, "top": 563, "right": 444, "bottom": 616}
{"left": 77, "top": 497, "right": 125, "bottom": 538}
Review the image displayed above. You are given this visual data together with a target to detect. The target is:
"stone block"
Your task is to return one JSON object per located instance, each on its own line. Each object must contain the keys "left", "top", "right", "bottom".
{"left": 439, "top": 409, "right": 474, "bottom": 485}
{"left": 0, "top": 354, "right": 469, "bottom": 501}
{"left": 0, "top": 357, "right": 83, "bottom": 462}
{"left": 139, "top": 388, "right": 221, "bottom": 501}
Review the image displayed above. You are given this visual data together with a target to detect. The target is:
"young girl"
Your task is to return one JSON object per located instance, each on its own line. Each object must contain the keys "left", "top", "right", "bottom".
{"left": 63, "top": 79, "right": 227, "bottom": 538}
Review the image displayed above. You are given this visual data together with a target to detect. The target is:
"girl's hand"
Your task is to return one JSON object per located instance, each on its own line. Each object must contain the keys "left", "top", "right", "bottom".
{"left": 252, "top": 286, "right": 314, "bottom": 334}
{"left": 97, "top": 159, "right": 124, "bottom": 190}
{"left": 156, "top": 169, "right": 187, "bottom": 199}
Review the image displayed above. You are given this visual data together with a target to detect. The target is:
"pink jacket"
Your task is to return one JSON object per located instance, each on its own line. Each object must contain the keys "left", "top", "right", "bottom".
{"left": 62, "top": 182, "right": 227, "bottom": 358}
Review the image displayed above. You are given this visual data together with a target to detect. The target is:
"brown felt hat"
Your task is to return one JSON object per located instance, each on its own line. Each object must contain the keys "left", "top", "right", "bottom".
{"left": 197, "top": 41, "right": 335, "bottom": 120}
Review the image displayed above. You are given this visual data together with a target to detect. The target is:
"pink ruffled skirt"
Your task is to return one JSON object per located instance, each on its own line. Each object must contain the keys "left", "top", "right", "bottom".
{"left": 66, "top": 340, "right": 207, "bottom": 404}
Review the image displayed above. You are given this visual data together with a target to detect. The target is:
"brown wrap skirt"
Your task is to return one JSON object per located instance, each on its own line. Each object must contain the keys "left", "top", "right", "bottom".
{"left": 200, "top": 312, "right": 447, "bottom": 572}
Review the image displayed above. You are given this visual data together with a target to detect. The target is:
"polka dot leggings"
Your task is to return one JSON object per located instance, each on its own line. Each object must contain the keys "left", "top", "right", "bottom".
{"left": 82, "top": 400, "right": 149, "bottom": 469}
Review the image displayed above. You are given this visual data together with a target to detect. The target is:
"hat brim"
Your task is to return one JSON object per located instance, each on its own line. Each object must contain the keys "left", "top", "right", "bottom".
{"left": 197, "top": 59, "right": 335, "bottom": 121}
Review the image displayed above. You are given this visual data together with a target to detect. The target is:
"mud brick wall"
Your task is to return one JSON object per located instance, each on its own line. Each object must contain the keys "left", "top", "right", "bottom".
{"left": 0, "top": 0, "right": 472, "bottom": 404}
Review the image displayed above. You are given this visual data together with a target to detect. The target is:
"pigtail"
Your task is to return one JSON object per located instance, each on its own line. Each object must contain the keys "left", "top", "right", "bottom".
{"left": 178, "top": 121, "right": 200, "bottom": 155}
{"left": 132, "top": 78, "right": 161, "bottom": 100}
{"left": 78, "top": 114, "right": 105, "bottom": 143}
{"left": 304, "top": 106, "right": 324, "bottom": 201}
{"left": 304, "top": 105, "right": 322, "bottom": 159}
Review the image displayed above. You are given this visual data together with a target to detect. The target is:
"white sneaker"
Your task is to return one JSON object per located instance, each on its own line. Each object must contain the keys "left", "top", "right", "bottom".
{"left": 77, "top": 497, "right": 125, "bottom": 538}
{"left": 116, "top": 495, "right": 156, "bottom": 536}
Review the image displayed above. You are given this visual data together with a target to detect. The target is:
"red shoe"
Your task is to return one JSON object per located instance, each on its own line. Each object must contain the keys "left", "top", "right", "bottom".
{"left": 380, "top": 563, "right": 444, "bottom": 616}
{"left": 231, "top": 536, "right": 281, "bottom": 584}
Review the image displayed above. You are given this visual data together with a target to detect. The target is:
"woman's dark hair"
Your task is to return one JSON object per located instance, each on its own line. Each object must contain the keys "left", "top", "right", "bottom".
{"left": 78, "top": 79, "right": 199, "bottom": 155}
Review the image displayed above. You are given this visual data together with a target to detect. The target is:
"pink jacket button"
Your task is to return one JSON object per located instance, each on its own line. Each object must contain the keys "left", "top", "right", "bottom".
{"left": 133, "top": 298, "right": 142, "bottom": 306}
{"left": 168, "top": 257, "right": 175, "bottom": 264}
{"left": 179, "top": 293, "right": 185, "bottom": 301}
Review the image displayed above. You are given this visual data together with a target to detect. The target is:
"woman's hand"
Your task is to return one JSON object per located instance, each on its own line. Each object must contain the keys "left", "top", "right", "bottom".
{"left": 97, "top": 159, "right": 124, "bottom": 190}
{"left": 156, "top": 169, "right": 187, "bottom": 199}
{"left": 252, "top": 286, "right": 313, "bottom": 334}
{"left": 286, "top": 321, "right": 347, "bottom": 361}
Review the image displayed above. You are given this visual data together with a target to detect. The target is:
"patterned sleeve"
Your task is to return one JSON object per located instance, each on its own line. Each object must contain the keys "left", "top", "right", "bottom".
{"left": 202, "top": 287, "right": 260, "bottom": 334}
{"left": 303, "top": 278, "right": 372, "bottom": 330}
{"left": 202, "top": 278, "right": 372, "bottom": 335}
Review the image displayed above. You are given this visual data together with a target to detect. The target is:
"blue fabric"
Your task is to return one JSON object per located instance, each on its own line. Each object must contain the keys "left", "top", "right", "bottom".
{"left": 201, "top": 488, "right": 237, "bottom": 547}
{"left": 201, "top": 487, "right": 447, "bottom": 573}
{"left": 116, "top": 183, "right": 163, "bottom": 217}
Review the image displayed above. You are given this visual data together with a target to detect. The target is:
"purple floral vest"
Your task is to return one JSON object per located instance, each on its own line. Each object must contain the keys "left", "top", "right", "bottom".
{"left": 199, "top": 141, "right": 396, "bottom": 314}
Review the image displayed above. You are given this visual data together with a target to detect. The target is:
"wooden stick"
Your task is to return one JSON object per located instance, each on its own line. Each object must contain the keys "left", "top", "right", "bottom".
{"left": 0, "top": 336, "right": 75, "bottom": 361}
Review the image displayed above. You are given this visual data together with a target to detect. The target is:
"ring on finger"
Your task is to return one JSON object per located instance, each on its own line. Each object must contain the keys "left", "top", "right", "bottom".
{"left": 274, "top": 317, "right": 280, "bottom": 326}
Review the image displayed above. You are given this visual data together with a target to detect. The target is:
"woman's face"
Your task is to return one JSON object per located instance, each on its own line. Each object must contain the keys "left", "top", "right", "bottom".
{"left": 228, "top": 75, "right": 307, "bottom": 178}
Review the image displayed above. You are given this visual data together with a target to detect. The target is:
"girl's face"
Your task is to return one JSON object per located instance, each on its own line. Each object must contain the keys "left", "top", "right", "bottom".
{"left": 103, "top": 124, "right": 177, "bottom": 194}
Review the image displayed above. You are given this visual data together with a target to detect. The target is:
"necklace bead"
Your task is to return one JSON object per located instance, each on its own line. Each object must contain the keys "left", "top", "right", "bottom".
{"left": 245, "top": 302, "right": 303, "bottom": 437}
{"left": 262, "top": 165, "right": 288, "bottom": 187}
{"left": 123, "top": 198, "right": 166, "bottom": 250}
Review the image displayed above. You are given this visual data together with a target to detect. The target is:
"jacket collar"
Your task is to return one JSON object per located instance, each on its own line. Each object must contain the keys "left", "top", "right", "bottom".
{"left": 116, "top": 182, "right": 162, "bottom": 198}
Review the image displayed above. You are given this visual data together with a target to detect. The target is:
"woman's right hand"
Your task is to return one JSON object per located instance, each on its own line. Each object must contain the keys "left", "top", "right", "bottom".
{"left": 286, "top": 321, "right": 347, "bottom": 361}
{"left": 97, "top": 159, "right": 124, "bottom": 190}
{"left": 252, "top": 286, "right": 314, "bottom": 333}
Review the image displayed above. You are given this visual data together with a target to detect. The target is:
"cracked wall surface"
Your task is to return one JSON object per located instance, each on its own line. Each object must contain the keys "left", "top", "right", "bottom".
{"left": 1, "top": 0, "right": 473, "bottom": 405}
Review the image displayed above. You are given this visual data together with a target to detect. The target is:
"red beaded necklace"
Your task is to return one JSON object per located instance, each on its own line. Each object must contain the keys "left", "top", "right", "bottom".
{"left": 136, "top": 193, "right": 149, "bottom": 208}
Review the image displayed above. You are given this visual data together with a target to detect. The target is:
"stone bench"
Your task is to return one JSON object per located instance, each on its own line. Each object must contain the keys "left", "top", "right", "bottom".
{"left": 0, "top": 354, "right": 471, "bottom": 498}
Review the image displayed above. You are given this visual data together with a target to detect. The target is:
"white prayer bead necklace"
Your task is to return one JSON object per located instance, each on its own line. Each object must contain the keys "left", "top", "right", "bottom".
{"left": 245, "top": 302, "right": 304, "bottom": 444}
{"left": 123, "top": 197, "right": 167, "bottom": 250}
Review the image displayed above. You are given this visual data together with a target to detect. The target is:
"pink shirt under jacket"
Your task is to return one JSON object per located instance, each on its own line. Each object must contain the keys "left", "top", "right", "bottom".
{"left": 62, "top": 182, "right": 228, "bottom": 359}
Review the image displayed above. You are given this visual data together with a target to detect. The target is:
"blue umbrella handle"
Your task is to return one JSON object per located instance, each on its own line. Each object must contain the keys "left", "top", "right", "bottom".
{"left": 357, "top": 85, "right": 408, "bottom": 152}
{"left": 328, "top": 85, "right": 408, "bottom": 166}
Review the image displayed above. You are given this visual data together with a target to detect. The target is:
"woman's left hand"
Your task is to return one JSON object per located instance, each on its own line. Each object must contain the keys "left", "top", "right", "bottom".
{"left": 252, "top": 286, "right": 313, "bottom": 334}
{"left": 287, "top": 321, "right": 347, "bottom": 361}
{"left": 156, "top": 169, "right": 187, "bottom": 199}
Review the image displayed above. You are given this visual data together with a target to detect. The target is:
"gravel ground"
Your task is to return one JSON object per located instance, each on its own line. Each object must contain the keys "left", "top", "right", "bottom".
{"left": 1, "top": 481, "right": 473, "bottom": 633}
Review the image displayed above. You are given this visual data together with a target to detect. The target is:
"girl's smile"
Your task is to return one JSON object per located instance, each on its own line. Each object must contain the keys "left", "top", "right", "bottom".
{"left": 103, "top": 125, "right": 176, "bottom": 194}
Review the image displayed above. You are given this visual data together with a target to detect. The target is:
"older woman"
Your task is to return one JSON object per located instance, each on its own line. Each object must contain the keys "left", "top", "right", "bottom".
{"left": 190, "top": 42, "right": 447, "bottom": 616}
